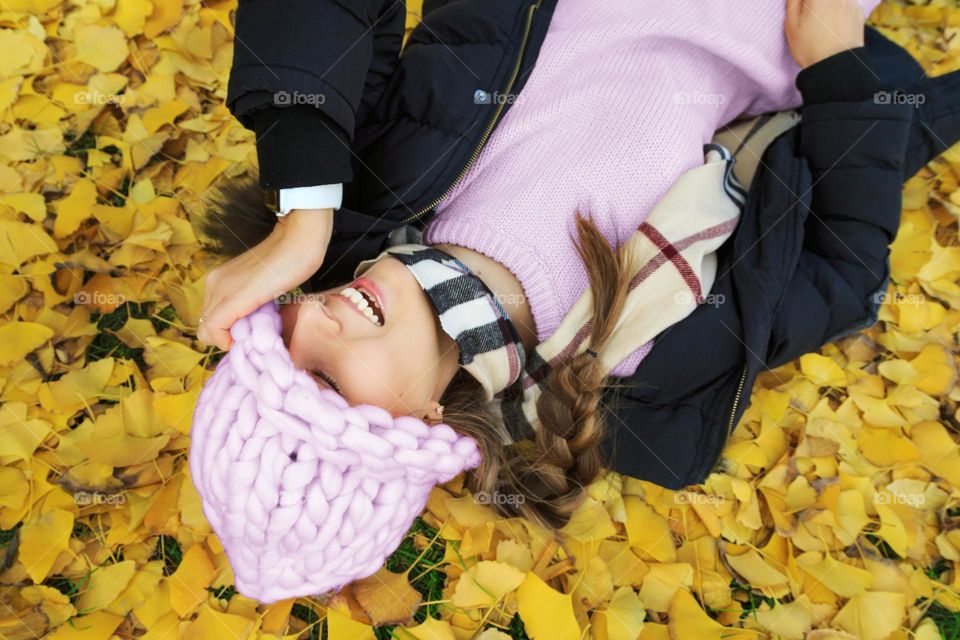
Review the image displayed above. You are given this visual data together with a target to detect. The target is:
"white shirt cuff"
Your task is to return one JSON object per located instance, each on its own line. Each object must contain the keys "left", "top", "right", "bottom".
{"left": 278, "top": 184, "right": 343, "bottom": 214}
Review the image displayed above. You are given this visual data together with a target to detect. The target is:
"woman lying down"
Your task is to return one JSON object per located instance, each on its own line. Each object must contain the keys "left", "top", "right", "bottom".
{"left": 198, "top": 0, "right": 960, "bottom": 531}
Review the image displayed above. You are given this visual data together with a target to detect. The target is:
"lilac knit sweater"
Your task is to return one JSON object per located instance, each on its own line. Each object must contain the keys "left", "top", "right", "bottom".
{"left": 424, "top": 0, "right": 881, "bottom": 377}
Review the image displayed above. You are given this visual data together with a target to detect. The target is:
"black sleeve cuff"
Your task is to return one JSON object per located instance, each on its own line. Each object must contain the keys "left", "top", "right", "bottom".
{"left": 251, "top": 104, "right": 354, "bottom": 190}
{"left": 796, "top": 47, "right": 883, "bottom": 105}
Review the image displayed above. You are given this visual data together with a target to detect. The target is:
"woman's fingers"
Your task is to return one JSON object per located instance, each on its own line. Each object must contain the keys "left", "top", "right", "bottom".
{"left": 195, "top": 209, "right": 332, "bottom": 352}
{"left": 199, "top": 314, "right": 235, "bottom": 352}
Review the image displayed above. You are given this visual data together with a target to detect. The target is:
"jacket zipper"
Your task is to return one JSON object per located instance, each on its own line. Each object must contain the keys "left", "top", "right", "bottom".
{"left": 726, "top": 364, "right": 748, "bottom": 440}
{"left": 398, "top": 0, "right": 542, "bottom": 224}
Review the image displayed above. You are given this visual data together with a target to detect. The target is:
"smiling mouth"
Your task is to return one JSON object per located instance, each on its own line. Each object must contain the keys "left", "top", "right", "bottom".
{"left": 337, "top": 285, "right": 384, "bottom": 327}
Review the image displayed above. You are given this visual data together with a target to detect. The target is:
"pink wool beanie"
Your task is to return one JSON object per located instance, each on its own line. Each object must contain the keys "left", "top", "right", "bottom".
{"left": 189, "top": 302, "right": 482, "bottom": 603}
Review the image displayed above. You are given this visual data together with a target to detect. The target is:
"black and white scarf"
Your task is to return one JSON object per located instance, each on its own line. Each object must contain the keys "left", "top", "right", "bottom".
{"left": 354, "top": 237, "right": 528, "bottom": 404}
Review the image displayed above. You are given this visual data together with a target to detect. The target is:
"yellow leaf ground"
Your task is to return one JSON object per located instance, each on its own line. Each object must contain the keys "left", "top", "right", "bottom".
{"left": 1, "top": 1, "right": 959, "bottom": 639}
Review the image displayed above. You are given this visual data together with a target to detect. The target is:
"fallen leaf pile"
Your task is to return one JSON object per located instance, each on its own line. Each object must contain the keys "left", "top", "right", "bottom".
{"left": 0, "top": 0, "right": 958, "bottom": 638}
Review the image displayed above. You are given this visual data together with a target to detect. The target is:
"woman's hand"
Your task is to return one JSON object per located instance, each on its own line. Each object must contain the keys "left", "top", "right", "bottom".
{"left": 197, "top": 209, "right": 334, "bottom": 351}
{"left": 786, "top": 0, "right": 866, "bottom": 69}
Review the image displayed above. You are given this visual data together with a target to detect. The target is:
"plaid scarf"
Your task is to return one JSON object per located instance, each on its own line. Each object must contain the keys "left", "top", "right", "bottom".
{"left": 497, "top": 143, "right": 746, "bottom": 442}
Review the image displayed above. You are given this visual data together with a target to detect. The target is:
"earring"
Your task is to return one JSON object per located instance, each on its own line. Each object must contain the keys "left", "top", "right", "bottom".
{"left": 426, "top": 405, "right": 444, "bottom": 424}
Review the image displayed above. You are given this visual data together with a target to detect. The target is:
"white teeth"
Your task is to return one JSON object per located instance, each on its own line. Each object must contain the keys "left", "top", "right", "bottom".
{"left": 340, "top": 287, "right": 382, "bottom": 326}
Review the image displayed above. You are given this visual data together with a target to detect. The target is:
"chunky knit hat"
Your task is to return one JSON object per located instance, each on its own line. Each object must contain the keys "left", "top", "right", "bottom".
{"left": 189, "top": 302, "right": 482, "bottom": 603}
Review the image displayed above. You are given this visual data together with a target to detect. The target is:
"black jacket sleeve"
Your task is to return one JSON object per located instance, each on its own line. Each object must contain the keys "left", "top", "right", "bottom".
{"left": 226, "top": 0, "right": 406, "bottom": 190}
{"left": 764, "top": 49, "right": 915, "bottom": 369}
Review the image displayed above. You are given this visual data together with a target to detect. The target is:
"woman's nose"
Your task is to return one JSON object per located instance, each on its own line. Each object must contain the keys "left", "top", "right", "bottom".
{"left": 281, "top": 297, "right": 340, "bottom": 348}
{"left": 308, "top": 296, "right": 343, "bottom": 337}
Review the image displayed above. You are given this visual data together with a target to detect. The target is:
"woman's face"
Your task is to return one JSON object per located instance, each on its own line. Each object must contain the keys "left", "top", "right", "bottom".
{"left": 279, "top": 256, "right": 458, "bottom": 416}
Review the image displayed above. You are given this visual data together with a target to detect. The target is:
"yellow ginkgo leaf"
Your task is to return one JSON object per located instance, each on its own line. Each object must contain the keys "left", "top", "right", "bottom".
{"left": 0, "top": 322, "right": 54, "bottom": 366}
{"left": 561, "top": 496, "right": 617, "bottom": 542}
{"left": 638, "top": 563, "right": 693, "bottom": 612}
{"left": 182, "top": 604, "right": 257, "bottom": 640}
{"left": 75, "top": 560, "right": 137, "bottom": 613}
{"left": 0, "top": 192, "right": 46, "bottom": 221}
{"left": 0, "top": 467, "right": 30, "bottom": 527}
{"left": 451, "top": 560, "right": 525, "bottom": 609}
{"left": 795, "top": 552, "right": 873, "bottom": 598}
{"left": 45, "top": 610, "right": 124, "bottom": 640}
{"left": 0, "top": 30, "right": 47, "bottom": 77}
{"left": 405, "top": 616, "right": 457, "bottom": 640}
{"left": 143, "top": 337, "right": 204, "bottom": 380}
{"left": 800, "top": 353, "right": 847, "bottom": 387}
{"left": 516, "top": 572, "right": 581, "bottom": 640}
{"left": 571, "top": 556, "right": 614, "bottom": 610}
{"left": 667, "top": 588, "right": 745, "bottom": 640}
{"left": 107, "top": 560, "right": 164, "bottom": 616}
{"left": 873, "top": 502, "right": 909, "bottom": 558}
{"left": 857, "top": 427, "right": 920, "bottom": 466}
{"left": 77, "top": 432, "right": 170, "bottom": 467}
{"left": 20, "top": 585, "right": 77, "bottom": 628}
{"left": 0, "top": 219, "right": 58, "bottom": 268}
{"left": 113, "top": 0, "right": 154, "bottom": 37}
{"left": 54, "top": 179, "right": 98, "bottom": 238}
{"left": 74, "top": 25, "right": 129, "bottom": 72}
{"left": 831, "top": 591, "right": 906, "bottom": 640}
{"left": 326, "top": 606, "right": 375, "bottom": 640}
{"left": 753, "top": 594, "right": 831, "bottom": 640}
{"left": 908, "top": 343, "right": 957, "bottom": 396}
{"left": 591, "top": 585, "right": 646, "bottom": 640}
{"left": 12, "top": 94, "right": 66, "bottom": 126}
{"left": 0, "top": 125, "right": 63, "bottom": 162}
{"left": 911, "top": 420, "right": 960, "bottom": 485}
{"left": 724, "top": 549, "right": 788, "bottom": 589}
{"left": 0, "top": 402, "right": 48, "bottom": 462}
{"left": 168, "top": 543, "right": 216, "bottom": 617}
{"left": 20, "top": 508, "right": 74, "bottom": 583}
{"left": 352, "top": 568, "right": 421, "bottom": 626}
{"left": 142, "top": 99, "right": 189, "bottom": 133}
{"left": 144, "top": 0, "right": 184, "bottom": 38}
{"left": 597, "top": 539, "right": 647, "bottom": 588}
{"left": 623, "top": 496, "right": 676, "bottom": 563}
{"left": 37, "top": 357, "right": 115, "bottom": 414}
{"left": 0, "top": 275, "right": 28, "bottom": 314}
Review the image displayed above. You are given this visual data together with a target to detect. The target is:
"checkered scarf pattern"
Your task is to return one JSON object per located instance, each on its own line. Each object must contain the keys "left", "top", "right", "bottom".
{"left": 365, "top": 244, "right": 528, "bottom": 402}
